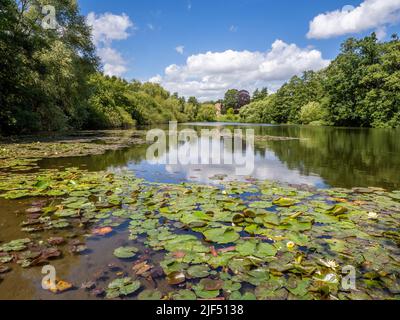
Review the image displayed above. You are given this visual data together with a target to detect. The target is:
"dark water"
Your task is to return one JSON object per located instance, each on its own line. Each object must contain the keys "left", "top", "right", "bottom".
{"left": 39, "top": 123, "right": 400, "bottom": 190}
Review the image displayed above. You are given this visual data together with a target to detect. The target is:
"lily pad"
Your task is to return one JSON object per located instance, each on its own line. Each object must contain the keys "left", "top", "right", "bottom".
{"left": 187, "top": 265, "right": 210, "bottom": 278}
{"left": 0, "top": 239, "right": 31, "bottom": 252}
{"left": 172, "top": 289, "right": 197, "bottom": 300}
{"left": 138, "top": 289, "right": 162, "bottom": 300}
{"left": 106, "top": 278, "right": 141, "bottom": 299}
{"left": 113, "top": 246, "right": 139, "bottom": 259}
{"left": 199, "top": 278, "right": 224, "bottom": 291}
{"left": 203, "top": 227, "right": 240, "bottom": 244}
{"left": 273, "top": 198, "right": 297, "bottom": 207}
{"left": 167, "top": 271, "right": 186, "bottom": 285}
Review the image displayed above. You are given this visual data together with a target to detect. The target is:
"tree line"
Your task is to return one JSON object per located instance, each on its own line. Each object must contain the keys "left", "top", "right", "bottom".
{"left": 240, "top": 33, "right": 400, "bottom": 128}
{"left": 1, "top": 1, "right": 399, "bottom": 135}
{"left": 0, "top": 0, "right": 217, "bottom": 135}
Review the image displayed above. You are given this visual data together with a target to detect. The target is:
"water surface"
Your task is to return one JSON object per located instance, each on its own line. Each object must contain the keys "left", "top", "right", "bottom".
{"left": 1, "top": 123, "right": 399, "bottom": 299}
{"left": 38, "top": 123, "right": 400, "bottom": 190}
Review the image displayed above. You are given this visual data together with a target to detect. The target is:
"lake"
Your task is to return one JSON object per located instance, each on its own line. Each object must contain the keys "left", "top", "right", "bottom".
{"left": 39, "top": 123, "right": 400, "bottom": 190}
{"left": 1, "top": 123, "right": 399, "bottom": 300}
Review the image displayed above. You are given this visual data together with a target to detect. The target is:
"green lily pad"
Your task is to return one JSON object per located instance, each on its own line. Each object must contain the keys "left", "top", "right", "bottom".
{"left": 193, "top": 283, "right": 221, "bottom": 299}
{"left": 187, "top": 265, "right": 210, "bottom": 278}
{"left": 236, "top": 240, "right": 277, "bottom": 258}
{"left": 287, "top": 279, "right": 310, "bottom": 297}
{"left": 199, "top": 278, "right": 224, "bottom": 291}
{"left": 203, "top": 227, "right": 240, "bottom": 244}
{"left": 106, "top": 278, "right": 141, "bottom": 299}
{"left": 273, "top": 198, "right": 297, "bottom": 207}
{"left": 255, "top": 243, "right": 278, "bottom": 258}
{"left": 0, "top": 239, "right": 31, "bottom": 252}
{"left": 172, "top": 289, "right": 197, "bottom": 300}
{"left": 230, "top": 291, "right": 257, "bottom": 300}
{"left": 326, "top": 205, "right": 349, "bottom": 216}
{"left": 223, "top": 280, "right": 242, "bottom": 292}
{"left": 113, "top": 246, "right": 139, "bottom": 259}
{"left": 138, "top": 289, "right": 162, "bottom": 300}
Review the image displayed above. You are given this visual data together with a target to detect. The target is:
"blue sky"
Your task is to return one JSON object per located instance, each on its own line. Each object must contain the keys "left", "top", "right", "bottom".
{"left": 79, "top": 0, "right": 400, "bottom": 100}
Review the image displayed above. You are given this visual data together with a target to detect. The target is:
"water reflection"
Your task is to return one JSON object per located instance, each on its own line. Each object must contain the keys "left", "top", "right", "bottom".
{"left": 39, "top": 124, "right": 400, "bottom": 190}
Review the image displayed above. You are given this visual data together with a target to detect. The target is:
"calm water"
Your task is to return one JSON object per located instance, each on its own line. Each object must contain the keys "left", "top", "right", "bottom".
{"left": 39, "top": 123, "right": 400, "bottom": 190}
{"left": 1, "top": 123, "right": 399, "bottom": 299}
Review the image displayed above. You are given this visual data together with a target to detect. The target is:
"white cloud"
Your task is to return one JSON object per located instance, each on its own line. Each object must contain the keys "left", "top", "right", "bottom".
{"left": 97, "top": 47, "right": 128, "bottom": 77}
{"left": 149, "top": 74, "right": 162, "bottom": 84}
{"left": 375, "top": 26, "right": 388, "bottom": 41}
{"left": 87, "top": 12, "right": 134, "bottom": 77}
{"left": 87, "top": 12, "right": 134, "bottom": 46}
{"left": 229, "top": 25, "right": 238, "bottom": 32}
{"left": 175, "top": 45, "right": 185, "bottom": 54}
{"left": 307, "top": 0, "right": 400, "bottom": 39}
{"left": 150, "top": 40, "right": 329, "bottom": 101}
{"left": 147, "top": 23, "right": 155, "bottom": 31}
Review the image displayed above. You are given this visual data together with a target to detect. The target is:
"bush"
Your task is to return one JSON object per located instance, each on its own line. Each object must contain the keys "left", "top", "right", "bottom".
{"left": 197, "top": 104, "right": 217, "bottom": 122}
{"left": 299, "top": 102, "right": 327, "bottom": 125}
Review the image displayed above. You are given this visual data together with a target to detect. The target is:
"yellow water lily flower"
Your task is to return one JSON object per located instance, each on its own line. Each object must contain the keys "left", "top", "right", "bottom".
{"left": 286, "top": 241, "right": 296, "bottom": 250}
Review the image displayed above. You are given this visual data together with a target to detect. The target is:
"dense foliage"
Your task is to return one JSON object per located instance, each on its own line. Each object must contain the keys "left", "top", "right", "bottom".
{"left": 86, "top": 75, "right": 193, "bottom": 128}
{"left": 240, "top": 34, "right": 400, "bottom": 128}
{"left": 0, "top": 0, "right": 210, "bottom": 135}
{"left": 1, "top": 2, "right": 399, "bottom": 134}
{"left": 222, "top": 89, "right": 251, "bottom": 114}
{"left": 0, "top": 0, "right": 98, "bottom": 134}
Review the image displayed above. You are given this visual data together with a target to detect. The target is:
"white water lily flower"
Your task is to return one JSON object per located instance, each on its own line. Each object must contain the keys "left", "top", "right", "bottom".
{"left": 368, "top": 212, "right": 378, "bottom": 219}
{"left": 320, "top": 259, "right": 339, "bottom": 270}
{"left": 322, "top": 273, "right": 339, "bottom": 284}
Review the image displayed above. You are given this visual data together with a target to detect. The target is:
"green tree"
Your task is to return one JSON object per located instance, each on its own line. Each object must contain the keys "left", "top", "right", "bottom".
{"left": 240, "top": 95, "right": 276, "bottom": 124}
{"left": 0, "top": 0, "right": 98, "bottom": 134}
{"left": 196, "top": 104, "right": 217, "bottom": 122}
{"left": 223, "top": 89, "right": 239, "bottom": 113}
{"left": 299, "top": 101, "right": 327, "bottom": 125}
{"left": 252, "top": 87, "right": 269, "bottom": 101}
{"left": 323, "top": 33, "right": 400, "bottom": 128}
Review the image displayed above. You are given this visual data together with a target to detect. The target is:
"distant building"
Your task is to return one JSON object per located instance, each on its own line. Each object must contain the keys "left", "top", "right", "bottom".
{"left": 215, "top": 103, "right": 222, "bottom": 116}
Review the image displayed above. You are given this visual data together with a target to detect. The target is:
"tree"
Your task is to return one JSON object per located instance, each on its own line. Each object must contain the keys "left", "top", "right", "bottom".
{"left": 223, "top": 89, "right": 239, "bottom": 113}
{"left": 324, "top": 33, "right": 400, "bottom": 127}
{"left": 240, "top": 95, "right": 276, "bottom": 124}
{"left": 197, "top": 104, "right": 217, "bottom": 122}
{"left": 0, "top": 0, "right": 98, "bottom": 134}
{"left": 252, "top": 87, "right": 269, "bottom": 101}
{"left": 238, "top": 90, "right": 251, "bottom": 109}
{"left": 299, "top": 102, "right": 327, "bottom": 125}
{"left": 188, "top": 96, "right": 200, "bottom": 107}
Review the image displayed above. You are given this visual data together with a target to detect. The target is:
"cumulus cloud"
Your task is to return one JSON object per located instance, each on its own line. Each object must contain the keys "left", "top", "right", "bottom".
{"left": 97, "top": 47, "right": 128, "bottom": 76}
{"left": 87, "top": 12, "right": 134, "bottom": 77}
{"left": 307, "top": 0, "right": 400, "bottom": 39}
{"left": 149, "top": 74, "right": 162, "bottom": 84}
{"left": 175, "top": 45, "right": 185, "bottom": 54}
{"left": 87, "top": 12, "right": 133, "bottom": 45}
{"left": 229, "top": 25, "right": 238, "bottom": 32}
{"left": 150, "top": 40, "right": 329, "bottom": 101}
